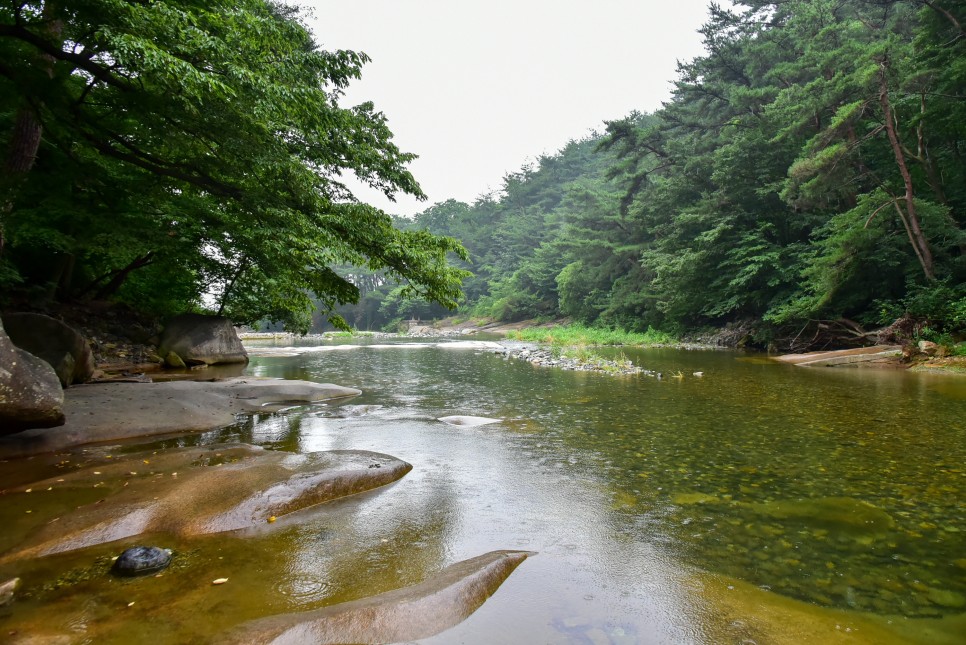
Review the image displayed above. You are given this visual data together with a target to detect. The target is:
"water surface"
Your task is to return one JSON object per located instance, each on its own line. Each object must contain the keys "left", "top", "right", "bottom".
{"left": 1, "top": 337, "right": 964, "bottom": 643}
{"left": 238, "top": 337, "right": 966, "bottom": 640}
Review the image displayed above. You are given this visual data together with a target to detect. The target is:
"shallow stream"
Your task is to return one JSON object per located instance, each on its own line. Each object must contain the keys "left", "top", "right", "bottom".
{"left": 1, "top": 336, "right": 964, "bottom": 643}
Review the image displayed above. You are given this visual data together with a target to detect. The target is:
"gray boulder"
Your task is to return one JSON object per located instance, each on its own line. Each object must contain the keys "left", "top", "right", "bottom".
{"left": 0, "top": 317, "right": 65, "bottom": 433}
{"left": 3, "top": 312, "right": 96, "bottom": 387}
{"left": 157, "top": 313, "right": 248, "bottom": 366}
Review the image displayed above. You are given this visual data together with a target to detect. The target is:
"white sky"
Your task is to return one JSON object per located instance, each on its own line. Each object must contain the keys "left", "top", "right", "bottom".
{"left": 304, "top": 1, "right": 717, "bottom": 216}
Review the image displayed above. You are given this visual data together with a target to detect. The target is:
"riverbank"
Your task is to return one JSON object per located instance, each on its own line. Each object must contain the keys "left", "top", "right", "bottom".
{"left": 409, "top": 317, "right": 966, "bottom": 375}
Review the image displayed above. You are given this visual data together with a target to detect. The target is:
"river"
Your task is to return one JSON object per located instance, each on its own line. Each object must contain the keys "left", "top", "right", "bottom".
{"left": 2, "top": 336, "right": 964, "bottom": 643}
{"left": 234, "top": 336, "right": 966, "bottom": 643}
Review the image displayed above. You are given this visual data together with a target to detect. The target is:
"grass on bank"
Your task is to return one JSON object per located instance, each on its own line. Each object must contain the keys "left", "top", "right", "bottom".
{"left": 505, "top": 323, "right": 676, "bottom": 347}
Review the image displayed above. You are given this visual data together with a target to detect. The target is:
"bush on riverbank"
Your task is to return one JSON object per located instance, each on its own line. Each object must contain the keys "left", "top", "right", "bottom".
{"left": 505, "top": 324, "right": 676, "bottom": 347}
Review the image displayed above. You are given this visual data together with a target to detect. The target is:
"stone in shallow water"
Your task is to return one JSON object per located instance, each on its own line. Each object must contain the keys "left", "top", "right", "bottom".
{"left": 927, "top": 587, "right": 966, "bottom": 609}
{"left": 111, "top": 546, "right": 172, "bottom": 577}
{"left": 748, "top": 497, "right": 896, "bottom": 538}
{"left": 331, "top": 404, "right": 383, "bottom": 418}
{"left": 672, "top": 492, "right": 719, "bottom": 505}
{"left": 218, "top": 550, "right": 532, "bottom": 644}
{"left": 0, "top": 577, "right": 20, "bottom": 605}
{"left": 438, "top": 415, "right": 502, "bottom": 427}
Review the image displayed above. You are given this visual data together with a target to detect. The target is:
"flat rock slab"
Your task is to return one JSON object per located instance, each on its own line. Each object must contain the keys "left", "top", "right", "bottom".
{"left": 773, "top": 346, "right": 902, "bottom": 367}
{"left": 219, "top": 550, "right": 532, "bottom": 644}
{"left": 1, "top": 444, "right": 410, "bottom": 561}
{"left": 0, "top": 378, "right": 361, "bottom": 458}
{"left": 438, "top": 415, "right": 502, "bottom": 427}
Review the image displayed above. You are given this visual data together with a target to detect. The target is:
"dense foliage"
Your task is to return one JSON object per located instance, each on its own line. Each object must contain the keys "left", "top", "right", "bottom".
{"left": 364, "top": 0, "right": 964, "bottom": 345}
{"left": 1, "top": 1, "right": 467, "bottom": 332}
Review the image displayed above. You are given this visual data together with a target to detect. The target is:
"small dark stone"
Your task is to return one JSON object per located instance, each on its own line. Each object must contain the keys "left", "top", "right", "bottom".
{"left": 111, "top": 546, "right": 172, "bottom": 577}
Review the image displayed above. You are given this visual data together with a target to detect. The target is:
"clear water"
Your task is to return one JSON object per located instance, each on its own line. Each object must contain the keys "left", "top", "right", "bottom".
{"left": 1, "top": 337, "right": 964, "bottom": 643}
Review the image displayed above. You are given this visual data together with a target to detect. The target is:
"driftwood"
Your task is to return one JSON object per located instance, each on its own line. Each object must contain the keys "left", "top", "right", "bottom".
{"left": 785, "top": 318, "right": 884, "bottom": 353}
{"left": 781, "top": 314, "right": 931, "bottom": 353}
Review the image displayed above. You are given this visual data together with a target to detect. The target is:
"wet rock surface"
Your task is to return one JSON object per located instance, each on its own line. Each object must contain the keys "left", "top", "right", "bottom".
{"left": 1, "top": 444, "right": 412, "bottom": 561}
{"left": 438, "top": 415, "right": 502, "bottom": 427}
{"left": 111, "top": 546, "right": 172, "bottom": 577}
{"left": 0, "top": 377, "right": 361, "bottom": 458}
{"left": 0, "top": 433, "right": 533, "bottom": 643}
{"left": 0, "top": 577, "right": 20, "bottom": 606}
{"left": 219, "top": 550, "right": 532, "bottom": 644}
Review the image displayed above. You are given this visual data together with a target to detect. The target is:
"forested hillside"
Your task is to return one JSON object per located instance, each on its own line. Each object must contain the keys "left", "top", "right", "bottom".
{"left": 350, "top": 0, "right": 966, "bottom": 347}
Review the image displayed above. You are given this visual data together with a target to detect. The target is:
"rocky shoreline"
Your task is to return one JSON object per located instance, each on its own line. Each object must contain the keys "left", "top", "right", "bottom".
{"left": 0, "top": 378, "right": 532, "bottom": 643}
{"left": 489, "top": 343, "right": 648, "bottom": 376}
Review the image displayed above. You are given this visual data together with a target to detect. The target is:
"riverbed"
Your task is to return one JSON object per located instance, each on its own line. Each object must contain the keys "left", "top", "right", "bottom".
{"left": 238, "top": 336, "right": 966, "bottom": 642}
{"left": 2, "top": 336, "right": 964, "bottom": 643}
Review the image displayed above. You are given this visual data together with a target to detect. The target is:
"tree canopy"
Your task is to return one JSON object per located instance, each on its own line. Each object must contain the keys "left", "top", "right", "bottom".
{"left": 1, "top": 0, "right": 467, "bottom": 331}
{"left": 373, "top": 0, "right": 964, "bottom": 346}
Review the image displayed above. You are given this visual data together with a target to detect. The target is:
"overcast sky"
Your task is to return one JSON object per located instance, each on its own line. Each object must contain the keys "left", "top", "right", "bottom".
{"left": 304, "top": 1, "right": 717, "bottom": 216}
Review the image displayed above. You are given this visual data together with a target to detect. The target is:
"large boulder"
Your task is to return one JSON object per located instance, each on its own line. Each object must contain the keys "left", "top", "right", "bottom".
{"left": 157, "top": 313, "right": 248, "bottom": 366}
{"left": 0, "top": 317, "right": 65, "bottom": 433}
{"left": 2, "top": 312, "right": 96, "bottom": 387}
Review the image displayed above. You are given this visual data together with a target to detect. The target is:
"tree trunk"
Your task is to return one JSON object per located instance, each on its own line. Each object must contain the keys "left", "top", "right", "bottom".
{"left": 5, "top": 107, "right": 45, "bottom": 175}
{"left": 879, "top": 66, "right": 935, "bottom": 280}
{"left": 217, "top": 256, "right": 249, "bottom": 316}
{"left": 1, "top": 3, "right": 63, "bottom": 254}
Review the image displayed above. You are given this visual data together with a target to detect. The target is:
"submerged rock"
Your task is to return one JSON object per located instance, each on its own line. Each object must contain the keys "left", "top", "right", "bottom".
{"left": 111, "top": 546, "right": 172, "bottom": 577}
{"left": 438, "top": 415, "right": 502, "bottom": 427}
{"left": 1, "top": 445, "right": 412, "bottom": 561}
{"left": 693, "top": 570, "right": 965, "bottom": 645}
{"left": 748, "top": 497, "right": 896, "bottom": 537}
{"left": 672, "top": 492, "right": 719, "bottom": 506}
{"left": 331, "top": 404, "right": 383, "bottom": 418}
{"left": 219, "top": 550, "right": 533, "bottom": 644}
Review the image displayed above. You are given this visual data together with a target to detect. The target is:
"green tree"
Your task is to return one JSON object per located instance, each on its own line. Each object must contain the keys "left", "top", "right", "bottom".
{"left": 1, "top": 1, "right": 467, "bottom": 331}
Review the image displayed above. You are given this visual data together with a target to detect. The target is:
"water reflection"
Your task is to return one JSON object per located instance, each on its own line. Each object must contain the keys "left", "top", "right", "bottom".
{"left": 2, "top": 338, "right": 963, "bottom": 643}
{"left": 244, "top": 339, "right": 966, "bottom": 625}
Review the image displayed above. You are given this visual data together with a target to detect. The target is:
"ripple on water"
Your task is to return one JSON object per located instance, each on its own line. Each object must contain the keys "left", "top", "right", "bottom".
{"left": 238, "top": 340, "right": 966, "bottom": 630}
{"left": 277, "top": 575, "right": 331, "bottom": 602}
